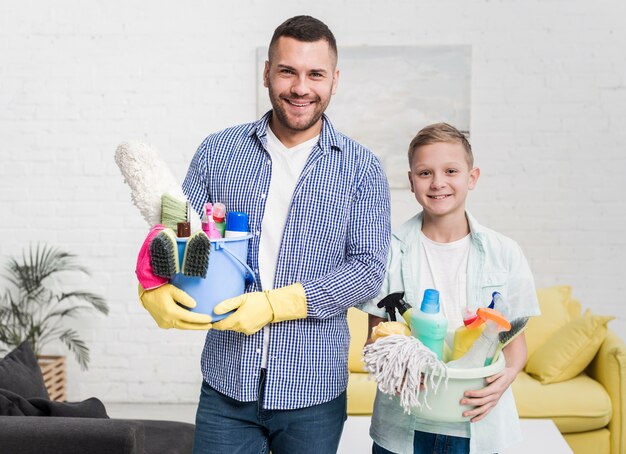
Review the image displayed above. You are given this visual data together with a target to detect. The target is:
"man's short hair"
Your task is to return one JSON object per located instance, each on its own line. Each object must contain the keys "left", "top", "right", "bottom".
{"left": 268, "top": 15, "right": 337, "bottom": 63}
{"left": 408, "top": 123, "right": 473, "bottom": 168}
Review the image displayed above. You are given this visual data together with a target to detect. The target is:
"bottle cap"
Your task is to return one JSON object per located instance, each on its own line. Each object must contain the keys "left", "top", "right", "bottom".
{"left": 177, "top": 222, "right": 191, "bottom": 238}
{"left": 420, "top": 289, "right": 440, "bottom": 314}
{"left": 225, "top": 211, "right": 248, "bottom": 233}
{"left": 462, "top": 308, "right": 479, "bottom": 326}
{"left": 213, "top": 203, "right": 226, "bottom": 222}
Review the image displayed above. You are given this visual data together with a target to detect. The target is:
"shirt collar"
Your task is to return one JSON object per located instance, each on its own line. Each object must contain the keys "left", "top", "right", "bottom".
{"left": 249, "top": 110, "right": 344, "bottom": 153}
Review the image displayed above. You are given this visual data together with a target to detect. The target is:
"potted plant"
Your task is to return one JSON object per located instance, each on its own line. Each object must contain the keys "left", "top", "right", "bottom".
{"left": 0, "top": 243, "right": 108, "bottom": 399}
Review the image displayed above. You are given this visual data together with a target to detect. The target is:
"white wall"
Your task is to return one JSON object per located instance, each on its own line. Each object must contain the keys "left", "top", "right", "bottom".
{"left": 1, "top": 1, "right": 624, "bottom": 402}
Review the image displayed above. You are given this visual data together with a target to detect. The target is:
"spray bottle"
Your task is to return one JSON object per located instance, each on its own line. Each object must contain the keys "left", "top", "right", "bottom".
{"left": 202, "top": 203, "right": 223, "bottom": 239}
{"left": 377, "top": 291, "right": 412, "bottom": 323}
{"left": 451, "top": 308, "right": 486, "bottom": 361}
{"left": 410, "top": 289, "right": 448, "bottom": 360}
{"left": 212, "top": 202, "right": 226, "bottom": 238}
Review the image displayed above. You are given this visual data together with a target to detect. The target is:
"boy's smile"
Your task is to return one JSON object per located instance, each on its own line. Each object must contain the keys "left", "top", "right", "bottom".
{"left": 408, "top": 141, "right": 480, "bottom": 221}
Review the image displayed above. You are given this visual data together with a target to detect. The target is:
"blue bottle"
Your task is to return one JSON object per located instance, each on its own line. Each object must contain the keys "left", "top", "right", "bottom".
{"left": 410, "top": 289, "right": 448, "bottom": 360}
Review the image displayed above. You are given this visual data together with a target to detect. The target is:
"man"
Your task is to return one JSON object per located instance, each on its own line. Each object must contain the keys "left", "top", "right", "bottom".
{"left": 139, "top": 15, "right": 391, "bottom": 453}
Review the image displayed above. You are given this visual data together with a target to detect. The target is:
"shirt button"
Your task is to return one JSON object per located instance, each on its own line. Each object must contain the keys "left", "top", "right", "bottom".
{"left": 266, "top": 159, "right": 271, "bottom": 165}
{"left": 255, "top": 349, "right": 261, "bottom": 354}
{"left": 261, "top": 194, "right": 266, "bottom": 199}
{"left": 255, "top": 230, "right": 260, "bottom": 236}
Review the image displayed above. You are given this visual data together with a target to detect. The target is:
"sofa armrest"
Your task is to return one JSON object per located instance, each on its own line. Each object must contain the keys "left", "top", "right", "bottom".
{"left": 0, "top": 416, "right": 144, "bottom": 454}
{"left": 586, "top": 330, "right": 626, "bottom": 454}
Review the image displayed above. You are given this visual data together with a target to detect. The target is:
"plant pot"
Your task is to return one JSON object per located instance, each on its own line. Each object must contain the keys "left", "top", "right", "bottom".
{"left": 37, "top": 355, "right": 66, "bottom": 402}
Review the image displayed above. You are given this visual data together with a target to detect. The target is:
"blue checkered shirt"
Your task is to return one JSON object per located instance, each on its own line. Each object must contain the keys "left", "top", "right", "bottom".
{"left": 182, "top": 112, "right": 391, "bottom": 409}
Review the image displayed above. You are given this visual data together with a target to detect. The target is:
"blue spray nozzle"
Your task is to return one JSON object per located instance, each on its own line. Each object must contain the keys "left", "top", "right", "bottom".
{"left": 420, "top": 289, "right": 440, "bottom": 314}
{"left": 489, "top": 291, "right": 502, "bottom": 310}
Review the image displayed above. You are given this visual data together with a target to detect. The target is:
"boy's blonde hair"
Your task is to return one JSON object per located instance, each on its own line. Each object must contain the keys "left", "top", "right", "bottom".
{"left": 408, "top": 123, "right": 473, "bottom": 168}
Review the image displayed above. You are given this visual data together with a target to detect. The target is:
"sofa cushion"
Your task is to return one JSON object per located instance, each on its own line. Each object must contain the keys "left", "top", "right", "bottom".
{"left": 347, "top": 372, "right": 377, "bottom": 415}
{"left": 525, "top": 286, "right": 576, "bottom": 358}
{"left": 0, "top": 342, "right": 49, "bottom": 399}
{"left": 526, "top": 310, "right": 614, "bottom": 384}
{"left": 347, "top": 308, "right": 368, "bottom": 373}
{"left": 512, "top": 371, "right": 611, "bottom": 433}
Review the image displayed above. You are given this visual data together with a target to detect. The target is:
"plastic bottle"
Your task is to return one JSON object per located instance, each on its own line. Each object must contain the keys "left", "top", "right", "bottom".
{"left": 451, "top": 308, "right": 486, "bottom": 361}
{"left": 201, "top": 203, "right": 223, "bottom": 239}
{"left": 212, "top": 203, "right": 226, "bottom": 238}
{"left": 225, "top": 211, "right": 249, "bottom": 238}
{"left": 410, "top": 289, "right": 448, "bottom": 360}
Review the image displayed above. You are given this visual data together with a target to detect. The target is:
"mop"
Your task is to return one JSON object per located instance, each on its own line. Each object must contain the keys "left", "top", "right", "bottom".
{"left": 363, "top": 334, "right": 448, "bottom": 414}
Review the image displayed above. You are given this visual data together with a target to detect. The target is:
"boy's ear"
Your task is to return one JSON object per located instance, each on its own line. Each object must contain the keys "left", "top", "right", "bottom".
{"left": 468, "top": 167, "right": 480, "bottom": 190}
{"left": 408, "top": 170, "right": 415, "bottom": 193}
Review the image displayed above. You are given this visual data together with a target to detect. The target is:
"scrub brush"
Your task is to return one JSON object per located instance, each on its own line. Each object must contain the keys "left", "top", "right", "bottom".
{"left": 487, "top": 317, "right": 529, "bottom": 365}
{"left": 149, "top": 228, "right": 180, "bottom": 278}
{"left": 182, "top": 230, "right": 211, "bottom": 278}
{"left": 161, "top": 194, "right": 189, "bottom": 231}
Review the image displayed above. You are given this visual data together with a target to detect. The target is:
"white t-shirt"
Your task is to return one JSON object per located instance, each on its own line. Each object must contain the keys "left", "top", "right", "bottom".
{"left": 258, "top": 126, "right": 318, "bottom": 368}
{"left": 258, "top": 127, "right": 318, "bottom": 290}
{"left": 418, "top": 231, "right": 471, "bottom": 336}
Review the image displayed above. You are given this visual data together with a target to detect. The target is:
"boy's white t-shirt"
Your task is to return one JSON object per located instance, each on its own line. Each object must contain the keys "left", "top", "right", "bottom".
{"left": 258, "top": 126, "right": 317, "bottom": 368}
{"left": 416, "top": 231, "right": 472, "bottom": 438}
{"left": 419, "top": 231, "right": 471, "bottom": 333}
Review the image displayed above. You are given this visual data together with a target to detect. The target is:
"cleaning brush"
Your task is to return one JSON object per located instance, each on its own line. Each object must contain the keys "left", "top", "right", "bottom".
{"left": 182, "top": 231, "right": 211, "bottom": 278}
{"left": 161, "top": 193, "right": 189, "bottom": 231}
{"left": 488, "top": 317, "right": 529, "bottom": 365}
{"left": 149, "top": 228, "right": 180, "bottom": 278}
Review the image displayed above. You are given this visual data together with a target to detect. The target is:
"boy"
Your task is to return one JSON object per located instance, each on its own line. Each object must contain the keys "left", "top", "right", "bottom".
{"left": 359, "top": 123, "right": 540, "bottom": 454}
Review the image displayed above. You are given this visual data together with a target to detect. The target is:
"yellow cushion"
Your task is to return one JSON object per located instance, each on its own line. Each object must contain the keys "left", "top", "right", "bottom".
{"left": 525, "top": 285, "right": 575, "bottom": 358}
{"left": 526, "top": 311, "right": 614, "bottom": 384}
{"left": 347, "top": 307, "right": 369, "bottom": 372}
{"left": 513, "top": 371, "right": 612, "bottom": 433}
{"left": 347, "top": 371, "right": 377, "bottom": 415}
{"left": 563, "top": 429, "right": 610, "bottom": 454}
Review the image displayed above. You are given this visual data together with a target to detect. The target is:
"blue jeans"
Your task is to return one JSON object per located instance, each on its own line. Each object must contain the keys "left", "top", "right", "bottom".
{"left": 193, "top": 370, "right": 347, "bottom": 454}
{"left": 372, "top": 430, "right": 470, "bottom": 454}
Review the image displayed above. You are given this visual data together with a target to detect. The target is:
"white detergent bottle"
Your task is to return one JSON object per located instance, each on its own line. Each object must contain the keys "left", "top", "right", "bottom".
{"left": 410, "top": 289, "right": 448, "bottom": 360}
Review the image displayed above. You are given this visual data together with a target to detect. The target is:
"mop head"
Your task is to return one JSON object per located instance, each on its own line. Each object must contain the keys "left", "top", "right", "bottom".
{"left": 114, "top": 141, "right": 201, "bottom": 230}
{"left": 149, "top": 229, "right": 180, "bottom": 278}
{"left": 182, "top": 230, "right": 211, "bottom": 278}
{"left": 363, "top": 335, "right": 448, "bottom": 414}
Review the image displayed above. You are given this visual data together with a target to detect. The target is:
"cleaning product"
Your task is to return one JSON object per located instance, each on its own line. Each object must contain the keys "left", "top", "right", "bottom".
{"left": 447, "top": 307, "right": 511, "bottom": 369}
{"left": 376, "top": 291, "right": 412, "bottom": 323}
{"left": 225, "top": 211, "right": 249, "bottom": 238}
{"left": 410, "top": 289, "right": 448, "bottom": 360}
{"left": 451, "top": 308, "right": 486, "bottom": 361}
{"left": 202, "top": 203, "right": 222, "bottom": 240}
{"left": 213, "top": 202, "right": 226, "bottom": 237}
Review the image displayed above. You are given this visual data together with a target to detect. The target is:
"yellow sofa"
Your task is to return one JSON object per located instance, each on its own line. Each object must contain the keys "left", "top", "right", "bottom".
{"left": 346, "top": 286, "right": 626, "bottom": 454}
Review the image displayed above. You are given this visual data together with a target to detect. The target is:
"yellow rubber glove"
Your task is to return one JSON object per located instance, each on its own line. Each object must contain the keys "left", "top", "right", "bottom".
{"left": 371, "top": 321, "right": 411, "bottom": 341}
{"left": 138, "top": 284, "right": 213, "bottom": 330}
{"left": 212, "top": 283, "right": 307, "bottom": 335}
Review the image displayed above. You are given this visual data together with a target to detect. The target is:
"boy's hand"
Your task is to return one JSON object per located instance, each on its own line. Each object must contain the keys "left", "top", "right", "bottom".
{"left": 459, "top": 365, "right": 518, "bottom": 422}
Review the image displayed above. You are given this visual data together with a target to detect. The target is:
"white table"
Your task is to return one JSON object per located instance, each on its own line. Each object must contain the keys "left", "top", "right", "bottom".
{"left": 504, "top": 419, "right": 573, "bottom": 453}
{"left": 338, "top": 417, "right": 573, "bottom": 453}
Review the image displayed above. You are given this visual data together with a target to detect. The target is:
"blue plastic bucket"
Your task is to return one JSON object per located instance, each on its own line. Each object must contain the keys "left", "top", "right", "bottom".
{"left": 170, "top": 234, "right": 254, "bottom": 321}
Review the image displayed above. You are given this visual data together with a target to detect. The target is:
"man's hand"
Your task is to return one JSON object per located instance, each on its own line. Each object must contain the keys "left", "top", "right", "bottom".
{"left": 212, "top": 283, "right": 307, "bottom": 335}
{"left": 138, "top": 284, "right": 213, "bottom": 330}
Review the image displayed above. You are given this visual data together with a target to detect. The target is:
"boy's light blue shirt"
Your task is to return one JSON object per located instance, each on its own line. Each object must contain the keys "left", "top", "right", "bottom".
{"left": 359, "top": 211, "right": 540, "bottom": 454}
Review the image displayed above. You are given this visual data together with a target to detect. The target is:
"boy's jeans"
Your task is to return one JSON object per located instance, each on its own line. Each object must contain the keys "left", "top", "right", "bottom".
{"left": 192, "top": 369, "right": 347, "bottom": 454}
{"left": 373, "top": 430, "right": 470, "bottom": 454}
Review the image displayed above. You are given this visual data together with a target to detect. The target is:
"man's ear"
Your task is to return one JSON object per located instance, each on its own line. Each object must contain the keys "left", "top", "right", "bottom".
{"left": 331, "top": 69, "right": 340, "bottom": 95}
{"left": 468, "top": 167, "right": 480, "bottom": 190}
{"left": 263, "top": 61, "right": 270, "bottom": 88}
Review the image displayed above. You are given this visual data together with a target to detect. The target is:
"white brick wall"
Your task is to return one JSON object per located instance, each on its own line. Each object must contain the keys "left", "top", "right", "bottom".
{"left": 1, "top": 1, "right": 624, "bottom": 402}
